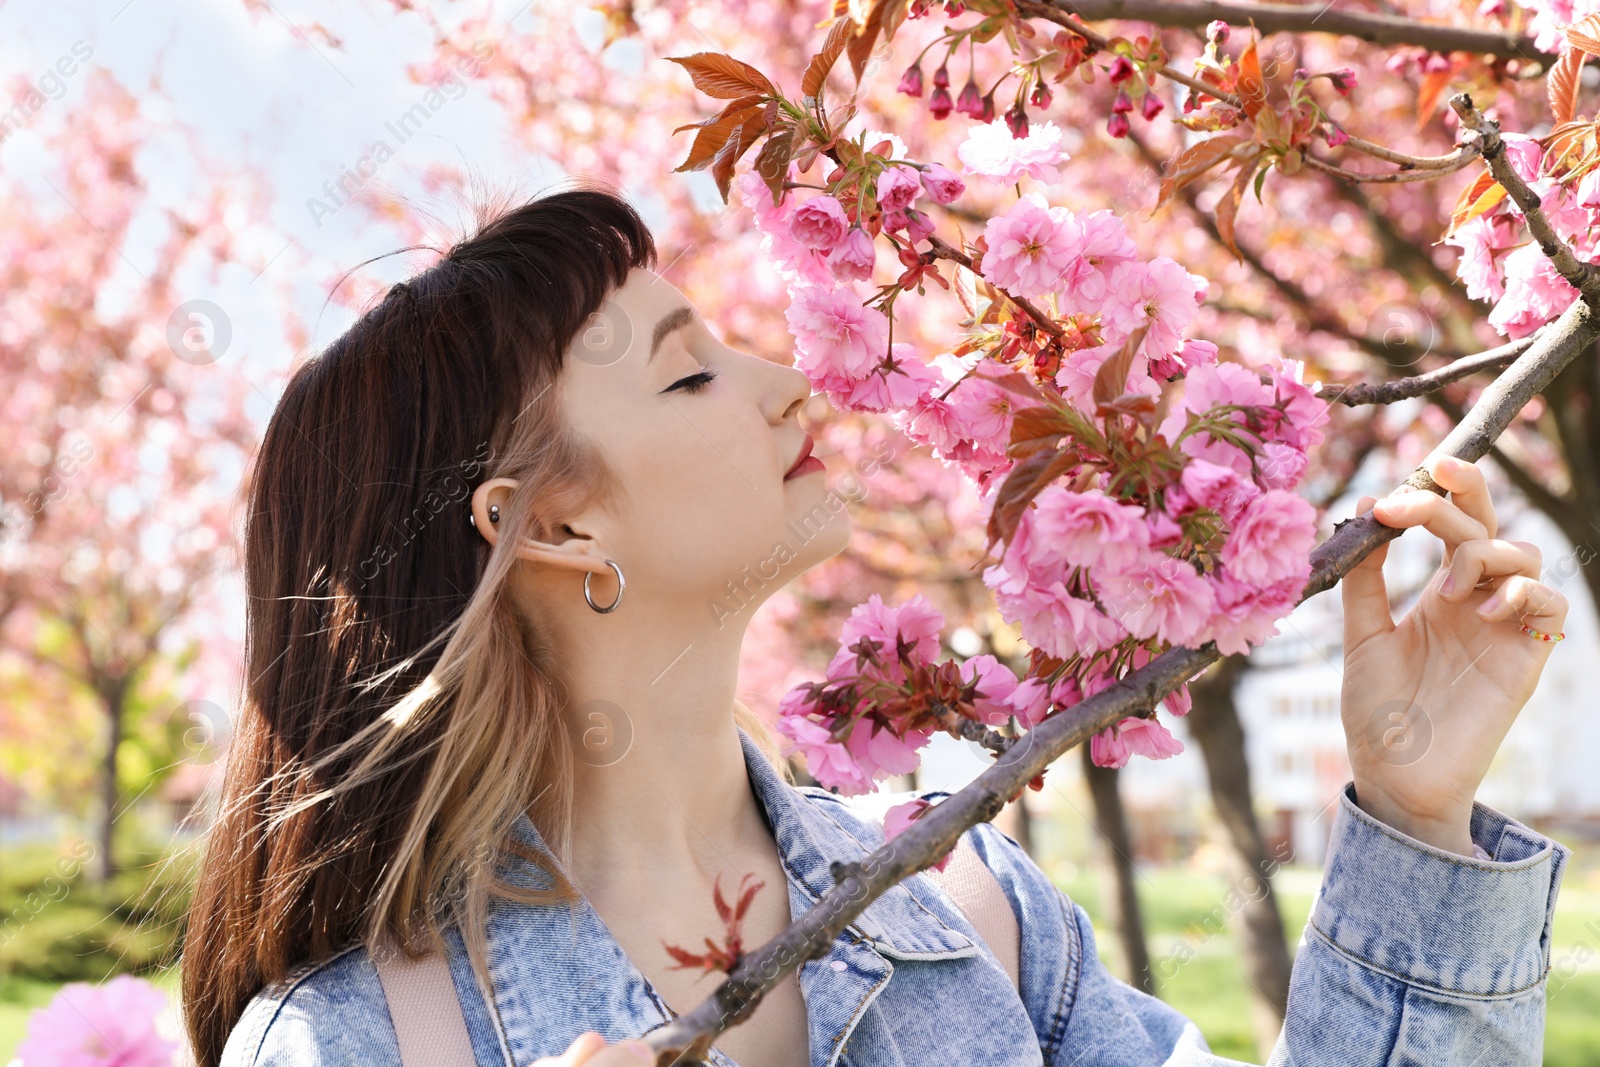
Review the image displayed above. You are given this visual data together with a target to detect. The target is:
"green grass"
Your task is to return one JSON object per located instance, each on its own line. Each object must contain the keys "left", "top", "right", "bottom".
{"left": 1055, "top": 864, "right": 1600, "bottom": 1063}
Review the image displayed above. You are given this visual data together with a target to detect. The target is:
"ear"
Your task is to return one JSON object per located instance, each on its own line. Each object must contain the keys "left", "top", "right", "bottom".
{"left": 470, "top": 477, "right": 613, "bottom": 576}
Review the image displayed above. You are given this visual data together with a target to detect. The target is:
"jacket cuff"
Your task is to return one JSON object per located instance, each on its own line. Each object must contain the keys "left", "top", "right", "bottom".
{"left": 1309, "top": 782, "right": 1569, "bottom": 999}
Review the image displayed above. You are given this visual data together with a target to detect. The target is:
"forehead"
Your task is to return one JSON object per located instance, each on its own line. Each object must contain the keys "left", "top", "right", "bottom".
{"left": 566, "top": 266, "right": 691, "bottom": 370}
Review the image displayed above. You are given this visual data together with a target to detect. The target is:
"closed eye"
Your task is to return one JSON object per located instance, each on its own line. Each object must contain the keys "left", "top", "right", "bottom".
{"left": 662, "top": 367, "right": 718, "bottom": 394}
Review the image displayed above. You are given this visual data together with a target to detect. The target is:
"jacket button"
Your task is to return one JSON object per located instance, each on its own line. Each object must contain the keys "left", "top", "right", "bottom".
{"left": 830, "top": 959, "right": 847, "bottom": 972}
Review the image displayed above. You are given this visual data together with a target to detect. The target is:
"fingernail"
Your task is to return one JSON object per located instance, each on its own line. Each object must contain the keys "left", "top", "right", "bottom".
{"left": 617, "top": 1041, "right": 654, "bottom": 1063}
{"left": 1477, "top": 593, "right": 1501, "bottom": 616}
{"left": 1441, "top": 573, "right": 1455, "bottom": 596}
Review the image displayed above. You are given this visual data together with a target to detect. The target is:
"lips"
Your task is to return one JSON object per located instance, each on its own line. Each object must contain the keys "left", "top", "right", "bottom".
{"left": 783, "top": 433, "right": 816, "bottom": 480}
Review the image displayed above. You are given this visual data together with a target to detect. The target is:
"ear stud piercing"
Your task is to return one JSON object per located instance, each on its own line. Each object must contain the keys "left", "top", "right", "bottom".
{"left": 468, "top": 504, "right": 502, "bottom": 527}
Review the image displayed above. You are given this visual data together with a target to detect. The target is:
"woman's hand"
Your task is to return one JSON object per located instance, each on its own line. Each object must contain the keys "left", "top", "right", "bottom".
{"left": 533, "top": 1031, "right": 656, "bottom": 1066}
{"left": 1340, "top": 455, "right": 1567, "bottom": 856}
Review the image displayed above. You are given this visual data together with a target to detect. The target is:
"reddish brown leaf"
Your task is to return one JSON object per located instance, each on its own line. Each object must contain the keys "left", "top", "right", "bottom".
{"left": 673, "top": 96, "right": 765, "bottom": 174}
{"left": 1006, "top": 405, "right": 1073, "bottom": 460}
{"left": 803, "top": 16, "right": 854, "bottom": 99}
{"left": 666, "top": 52, "right": 776, "bottom": 100}
{"left": 1235, "top": 40, "right": 1266, "bottom": 119}
{"left": 754, "top": 125, "right": 796, "bottom": 207}
{"left": 1091, "top": 324, "right": 1152, "bottom": 408}
{"left": 1567, "top": 13, "right": 1600, "bottom": 57}
{"left": 880, "top": 0, "right": 911, "bottom": 42}
{"left": 974, "top": 366, "right": 1050, "bottom": 406}
{"left": 1443, "top": 167, "right": 1507, "bottom": 237}
{"left": 1416, "top": 67, "right": 1453, "bottom": 130}
{"left": 984, "top": 446, "right": 1081, "bottom": 553}
{"left": 1213, "top": 157, "right": 1259, "bottom": 262}
{"left": 1155, "top": 133, "right": 1251, "bottom": 209}
{"left": 846, "top": 0, "right": 889, "bottom": 84}
{"left": 1549, "top": 46, "right": 1587, "bottom": 126}
{"left": 710, "top": 113, "right": 769, "bottom": 202}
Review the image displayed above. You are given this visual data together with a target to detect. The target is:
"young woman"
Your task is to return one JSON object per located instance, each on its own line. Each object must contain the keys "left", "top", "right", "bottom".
{"left": 184, "top": 185, "right": 1572, "bottom": 1067}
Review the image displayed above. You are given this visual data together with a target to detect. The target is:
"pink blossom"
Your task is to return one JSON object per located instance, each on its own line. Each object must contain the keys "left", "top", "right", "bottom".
{"left": 1256, "top": 441, "right": 1309, "bottom": 491}
{"left": 1206, "top": 572, "right": 1300, "bottom": 655}
{"left": 985, "top": 558, "right": 1128, "bottom": 659}
{"left": 1265, "top": 358, "right": 1329, "bottom": 453}
{"left": 957, "top": 118, "right": 1067, "bottom": 184}
{"left": 883, "top": 798, "right": 951, "bottom": 870}
{"left": 777, "top": 712, "right": 874, "bottom": 794}
{"left": 846, "top": 718, "right": 930, "bottom": 784}
{"left": 1220, "top": 490, "right": 1317, "bottom": 587}
{"left": 1055, "top": 209, "right": 1138, "bottom": 312}
{"left": 1444, "top": 212, "right": 1521, "bottom": 304}
{"left": 919, "top": 162, "right": 966, "bottom": 204}
{"left": 1090, "top": 717, "right": 1184, "bottom": 767}
{"left": 1499, "top": 132, "right": 1544, "bottom": 185}
{"left": 980, "top": 193, "right": 1079, "bottom": 298}
{"left": 828, "top": 592, "right": 945, "bottom": 682}
{"left": 789, "top": 195, "right": 850, "bottom": 251}
{"left": 786, "top": 284, "right": 889, "bottom": 380}
{"left": 1145, "top": 508, "right": 1184, "bottom": 549}
{"left": 839, "top": 344, "right": 944, "bottom": 412}
{"left": 1490, "top": 242, "right": 1579, "bottom": 338}
{"left": 944, "top": 375, "right": 1016, "bottom": 455}
{"left": 1053, "top": 340, "right": 1159, "bottom": 410}
{"left": 1180, "top": 457, "right": 1255, "bottom": 520}
{"left": 16, "top": 975, "right": 178, "bottom": 1067}
{"left": 1005, "top": 676, "right": 1053, "bottom": 727}
{"left": 876, "top": 165, "right": 922, "bottom": 213}
{"left": 1150, "top": 338, "right": 1219, "bottom": 381}
{"left": 1029, "top": 486, "right": 1151, "bottom": 571}
{"left": 1102, "top": 258, "right": 1208, "bottom": 356}
{"left": 827, "top": 227, "right": 877, "bottom": 283}
{"left": 960, "top": 653, "right": 1021, "bottom": 725}
{"left": 1096, "top": 552, "right": 1219, "bottom": 646}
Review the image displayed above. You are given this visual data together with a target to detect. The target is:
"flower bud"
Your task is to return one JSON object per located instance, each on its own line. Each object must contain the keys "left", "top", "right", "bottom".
{"left": 932, "top": 62, "right": 950, "bottom": 89}
{"left": 898, "top": 63, "right": 924, "bottom": 97}
{"left": 1107, "top": 111, "right": 1130, "bottom": 138}
{"left": 1111, "top": 88, "right": 1133, "bottom": 114}
{"left": 1325, "top": 123, "right": 1350, "bottom": 147}
{"left": 1005, "top": 101, "right": 1029, "bottom": 137}
{"left": 1108, "top": 55, "right": 1135, "bottom": 84}
{"left": 919, "top": 162, "right": 965, "bottom": 204}
{"left": 1141, "top": 91, "right": 1164, "bottom": 120}
{"left": 929, "top": 86, "right": 953, "bottom": 119}
{"left": 979, "top": 92, "right": 997, "bottom": 124}
{"left": 956, "top": 76, "right": 984, "bottom": 119}
{"left": 1030, "top": 78, "right": 1053, "bottom": 109}
{"left": 1206, "top": 20, "right": 1230, "bottom": 44}
{"left": 1327, "top": 68, "right": 1357, "bottom": 95}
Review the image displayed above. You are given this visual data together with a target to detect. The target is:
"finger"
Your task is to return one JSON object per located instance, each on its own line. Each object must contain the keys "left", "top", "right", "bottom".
{"left": 556, "top": 1033, "right": 608, "bottom": 1065}
{"left": 1476, "top": 575, "right": 1569, "bottom": 630}
{"left": 1440, "top": 539, "right": 1542, "bottom": 601}
{"left": 1343, "top": 496, "right": 1395, "bottom": 647}
{"left": 1370, "top": 490, "right": 1488, "bottom": 553}
{"left": 1427, "top": 455, "right": 1497, "bottom": 539}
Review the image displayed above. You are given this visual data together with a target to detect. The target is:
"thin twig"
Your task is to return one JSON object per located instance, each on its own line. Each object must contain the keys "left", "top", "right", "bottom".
{"left": 1449, "top": 92, "right": 1600, "bottom": 302}
{"left": 1323, "top": 334, "right": 1538, "bottom": 405}
{"left": 1302, "top": 150, "right": 1479, "bottom": 184}
{"left": 1035, "top": 0, "right": 1550, "bottom": 65}
{"left": 925, "top": 234, "right": 1065, "bottom": 339}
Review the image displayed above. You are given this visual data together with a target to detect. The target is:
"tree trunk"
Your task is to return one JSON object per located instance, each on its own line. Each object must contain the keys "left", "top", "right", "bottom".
{"left": 93, "top": 676, "right": 128, "bottom": 883}
{"left": 1079, "top": 745, "right": 1155, "bottom": 994}
{"left": 1184, "top": 656, "right": 1293, "bottom": 1055}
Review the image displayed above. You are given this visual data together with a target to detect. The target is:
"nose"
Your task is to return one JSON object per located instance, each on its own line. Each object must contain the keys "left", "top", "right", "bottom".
{"left": 768, "top": 357, "right": 813, "bottom": 425}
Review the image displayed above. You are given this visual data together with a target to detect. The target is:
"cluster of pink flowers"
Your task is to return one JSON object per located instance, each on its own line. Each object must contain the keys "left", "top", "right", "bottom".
{"left": 776, "top": 593, "right": 1053, "bottom": 793}
{"left": 1446, "top": 132, "right": 1600, "bottom": 338}
{"left": 750, "top": 107, "right": 1329, "bottom": 782}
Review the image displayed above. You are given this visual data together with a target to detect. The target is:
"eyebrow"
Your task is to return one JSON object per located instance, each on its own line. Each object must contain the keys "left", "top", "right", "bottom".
{"left": 649, "top": 304, "right": 696, "bottom": 363}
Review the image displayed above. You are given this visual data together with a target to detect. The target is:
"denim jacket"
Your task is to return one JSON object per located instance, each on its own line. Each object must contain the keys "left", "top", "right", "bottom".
{"left": 220, "top": 728, "right": 1570, "bottom": 1066}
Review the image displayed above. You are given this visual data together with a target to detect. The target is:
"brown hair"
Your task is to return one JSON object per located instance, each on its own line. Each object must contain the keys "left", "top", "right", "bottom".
{"left": 181, "top": 183, "right": 782, "bottom": 1065}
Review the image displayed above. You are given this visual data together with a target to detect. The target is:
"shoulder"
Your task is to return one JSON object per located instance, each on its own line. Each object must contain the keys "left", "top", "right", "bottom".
{"left": 220, "top": 944, "right": 401, "bottom": 1067}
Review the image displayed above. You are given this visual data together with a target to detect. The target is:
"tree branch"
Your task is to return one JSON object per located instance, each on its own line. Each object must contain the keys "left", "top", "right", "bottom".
{"left": 1036, "top": 0, "right": 1550, "bottom": 64}
{"left": 925, "top": 233, "right": 1065, "bottom": 339}
{"left": 1322, "top": 334, "right": 1536, "bottom": 405}
{"left": 1450, "top": 93, "right": 1600, "bottom": 302}
{"left": 642, "top": 293, "right": 1600, "bottom": 1066}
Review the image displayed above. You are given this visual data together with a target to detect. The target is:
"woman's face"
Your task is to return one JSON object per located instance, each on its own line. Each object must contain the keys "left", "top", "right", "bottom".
{"left": 556, "top": 266, "right": 851, "bottom": 619}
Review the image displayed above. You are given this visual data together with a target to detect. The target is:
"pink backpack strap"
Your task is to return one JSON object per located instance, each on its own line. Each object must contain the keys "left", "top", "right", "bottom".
{"left": 372, "top": 938, "right": 478, "bottom": 1067}
{"left": 924, "top": 836, "right": 1022, "bottom": 993}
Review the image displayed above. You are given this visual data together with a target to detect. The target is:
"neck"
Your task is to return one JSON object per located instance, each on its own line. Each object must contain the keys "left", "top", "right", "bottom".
{"left": 545, "top": 592, "right": 771, "bottom": 891}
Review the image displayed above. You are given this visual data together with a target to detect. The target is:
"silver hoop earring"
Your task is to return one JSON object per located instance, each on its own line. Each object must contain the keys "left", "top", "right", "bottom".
{"left": 584, "top": 559, "right": 625, "bottom": 614}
